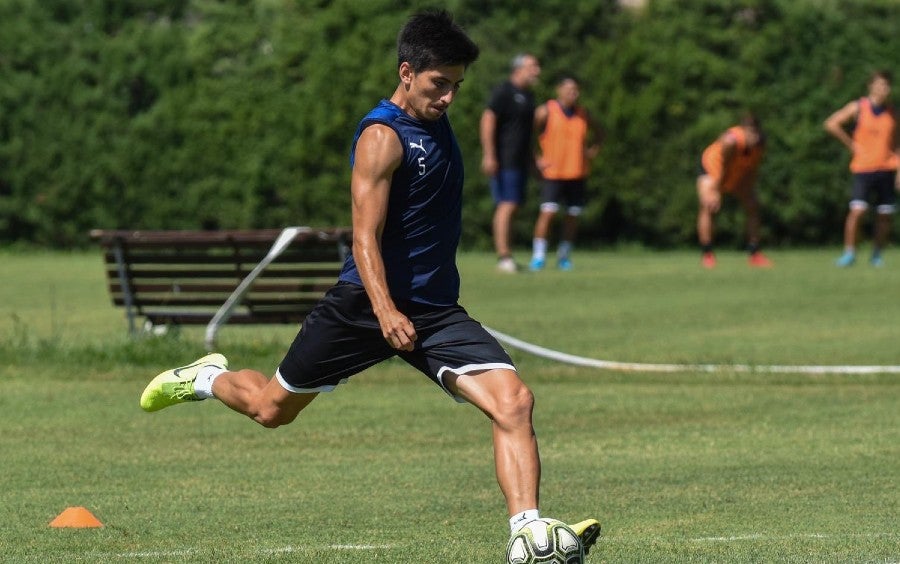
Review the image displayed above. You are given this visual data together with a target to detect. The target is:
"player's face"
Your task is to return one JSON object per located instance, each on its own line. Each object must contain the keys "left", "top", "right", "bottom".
{"left": 868, "top": 77, "right": 891, "bottom": 106}
{"left": 557, "top": 79, "right": 580, "bottom": 107}
{"left": 517, "top": 55, "right": 541, "bottom": 87}
{"left": 744, "top": 125, "right": 761, "bottom": 145}
{"left": 401, "top": 63, "right": 466, "bottom": 121}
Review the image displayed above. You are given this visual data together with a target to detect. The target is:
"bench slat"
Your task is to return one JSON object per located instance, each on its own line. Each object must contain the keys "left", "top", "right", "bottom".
{"left": 90, "top": 228, "right": 349, "bottom": 245}
{"left": 90, "top": 228, "right": 351, "bottom": 335}
{"left": 144, "top": 309, "right": 317, "bottom": 325}
{"left": 107, "top": 281, "right": 336, "bottom": 293}
{"left": 104, "top": 249, "right": 339, "bottom": 265}
{"left": 111, "top": 295, "right": 327, "bottom": 307}
{"left": 102, "top": 267, "right": 343, "bottom": 278}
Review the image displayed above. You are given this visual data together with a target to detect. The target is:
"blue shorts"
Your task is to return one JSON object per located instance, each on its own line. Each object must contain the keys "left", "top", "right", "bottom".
{"left": 490, "top": 168, "right": 527, "bottom": 205}
{"left": 276, "top": 282, "right": 516, "bottom": 401}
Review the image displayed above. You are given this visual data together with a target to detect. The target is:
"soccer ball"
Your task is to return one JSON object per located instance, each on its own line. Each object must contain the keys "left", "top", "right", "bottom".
{"left": 506, "top": 518, "right": 584, "bottom": 564}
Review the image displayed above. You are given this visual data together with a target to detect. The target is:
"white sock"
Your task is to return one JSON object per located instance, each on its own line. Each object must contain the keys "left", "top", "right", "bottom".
{"left": 509, "top": 509, "right": 540, "bottom": 533}
{"left": 193, "top": 365, "right": 227, "bottom": 399}
{"left": 532, "top": 238, "right": 547, "bottom": 260}
{"left": 557, "top": 240, "right": 572, "bottom": 259}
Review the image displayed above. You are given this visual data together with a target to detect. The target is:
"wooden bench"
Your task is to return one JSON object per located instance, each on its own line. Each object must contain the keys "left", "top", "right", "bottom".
{"left": 90, "top": 227, "right": 351, "bottom": 346}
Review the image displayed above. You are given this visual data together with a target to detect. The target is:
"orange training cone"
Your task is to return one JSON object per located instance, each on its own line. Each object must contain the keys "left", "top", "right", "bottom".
{"left": 49, "top": 506, "right": 103, "bottom": 528}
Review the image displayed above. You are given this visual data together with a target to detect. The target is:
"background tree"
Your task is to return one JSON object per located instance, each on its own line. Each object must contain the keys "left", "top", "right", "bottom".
{"left": 0, "top": 0, "right": 897, "bottom": 248}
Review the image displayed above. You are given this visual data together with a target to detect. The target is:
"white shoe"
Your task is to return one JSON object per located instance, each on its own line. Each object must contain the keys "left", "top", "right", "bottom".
{"left": 496, "top": 257, "right": 519, "bottom": 273}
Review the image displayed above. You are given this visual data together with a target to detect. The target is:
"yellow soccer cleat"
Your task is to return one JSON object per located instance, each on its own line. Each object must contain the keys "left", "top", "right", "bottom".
{"left": 569, "top": 518, "right": 601, "bottom": 556}
{"left": 139, "top": 353, "right": 227, "bottom": 412}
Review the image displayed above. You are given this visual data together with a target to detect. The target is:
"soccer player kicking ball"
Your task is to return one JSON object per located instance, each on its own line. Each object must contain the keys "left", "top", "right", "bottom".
{"left": 139, "top": 9, "right": 600, "bottom": 560}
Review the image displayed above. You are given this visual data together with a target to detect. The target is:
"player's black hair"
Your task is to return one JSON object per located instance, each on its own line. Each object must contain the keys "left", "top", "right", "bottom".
{"left": 397, "top": 9, "right": 479, "bottom": 71}
{"left": 740, "top": 111, "right": 765, "bottom": 145}
{"left": 868, "top": 69, "right": 892, "bottom": 85}
{"left": 554, "top": 74, "right": 581, "bottom": 86}
{"left": 740, "top": 111, "right": 761, "bottom": 130}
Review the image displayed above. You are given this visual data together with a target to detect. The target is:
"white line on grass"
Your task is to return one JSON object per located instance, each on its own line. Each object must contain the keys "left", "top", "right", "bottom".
{"left": 113, "top": 549, "right": 196, "bottom": 558}
{"left": 106, "top": 544, "right": 396, "bottom": 560}
{"left": 329, "top": 544, "right": 395, "bottom": 550}
{"left": 260, "top": 544, "right": 395, "bottom": 554}
{"left": 485, "top": 326, "right": 900, "bottom": 375}
{"left": 691, "top": 532, "right": 897, "bottom": 542}
{"left": 40, "top": 535, "right": 897, "bottom": 561}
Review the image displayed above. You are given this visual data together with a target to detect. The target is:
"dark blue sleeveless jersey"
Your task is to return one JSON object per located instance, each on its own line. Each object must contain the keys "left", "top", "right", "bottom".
{"left": 338, "top": 100, "right": 463, "bottom": 306}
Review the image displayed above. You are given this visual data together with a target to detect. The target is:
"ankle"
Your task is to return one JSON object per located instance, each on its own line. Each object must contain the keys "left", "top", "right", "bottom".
{"left": 509, "top": 509, "right": 540, "bottom": 533}
{"left": 194, "top": 365, "right": 227, "bottom": 399}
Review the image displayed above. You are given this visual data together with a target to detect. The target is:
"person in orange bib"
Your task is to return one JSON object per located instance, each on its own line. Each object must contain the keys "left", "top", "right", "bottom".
{"left": 529, "top": 75, "right": 602, "bottom": 271}
{"left": 825, "top": 70, "right": 899, "bottom": 267}
{"left": 696, "top": 113, "right": 772, "bottom": 268}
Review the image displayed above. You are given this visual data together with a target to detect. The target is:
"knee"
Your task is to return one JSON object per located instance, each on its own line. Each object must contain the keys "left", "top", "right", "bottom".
{"left": 494, "top": 381, "right": 535, "bottom": 428}
{"left": 253, "top": 405, "right": 297, "bottom": 429}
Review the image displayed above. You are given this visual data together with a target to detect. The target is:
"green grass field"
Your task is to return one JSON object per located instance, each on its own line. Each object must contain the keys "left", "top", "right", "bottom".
{"left": 1, "top": 249, "right": 898, "bottom": 563}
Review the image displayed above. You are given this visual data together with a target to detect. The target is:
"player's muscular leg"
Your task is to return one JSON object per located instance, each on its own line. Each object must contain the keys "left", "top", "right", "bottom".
{"left": 493, "top": 202, "right": 519, "bottom": 257}
{"left": 737, "top": 190, "right": 761, "bottom": 246}
{"left": 696, "top": 176, "right": 720, "bottom": 245}
{"left": 874, "top": 212, "right": 891, "bottom": 248}
{"left": 844, "top": 207, "right": 866, "bottom": 248}
{"left": 447, "top": 369, "right": 540, "bottom": 515}
{"left": 212, "top": 370, "right": 318, "bottom": 428}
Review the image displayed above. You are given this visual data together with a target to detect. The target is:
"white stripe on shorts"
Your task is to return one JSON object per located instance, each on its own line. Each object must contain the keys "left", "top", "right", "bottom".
{"left": 276, "top": 368, "right": 348, "bottom": 394}
{"left": 436, "top": 362, "right": 517, "bottom": 403}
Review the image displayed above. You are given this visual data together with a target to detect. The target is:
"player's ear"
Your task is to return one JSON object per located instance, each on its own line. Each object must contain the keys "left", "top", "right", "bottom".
{"left": 399, "top": 62, "right": 414, "bottom": 87}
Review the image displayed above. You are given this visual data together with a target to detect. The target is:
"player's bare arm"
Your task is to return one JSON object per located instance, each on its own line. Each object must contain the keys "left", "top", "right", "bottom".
{"left": 699, "top": 133, "right": 736, "bottom": 211}
{"left": 699, "top": 180, "right": 722, "bottom": 213}
{"left": 480, "top": 109, "right": 499, "bottom": 175}
{"left": 585, "top": 110, "right": 603, "bottom": 161}
{"left": 824, "top": 100, "right": 860, "bottom": 152}
{"left": 533, "top": 103, "right": 549, "bottom": 171}
{"left": 533, "top": 103, "right": 549, "bottom": 133}
{"left": 351, "top": 124, "right": 418, "bottom": 351}
{"left": 719, "top": 131, "right": 737, "bottom": 164}
{"left": 894, "top": 120, "right": 900, "bottom": 190}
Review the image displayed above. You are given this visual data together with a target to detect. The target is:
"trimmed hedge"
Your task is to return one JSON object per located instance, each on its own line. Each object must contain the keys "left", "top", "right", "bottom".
{"left": 1, "top": 0, "right": 897, "bottom": 248}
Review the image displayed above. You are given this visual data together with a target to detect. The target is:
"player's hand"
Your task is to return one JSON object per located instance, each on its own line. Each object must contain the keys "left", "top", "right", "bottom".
{"left": 701, "top": 192, "right": 721, "bottom": 213}
{"left": 379, "top": 309, "right": 417, "bottom": 352}
{"left": 481, "top": 155, "right": 498, "bottom": 176}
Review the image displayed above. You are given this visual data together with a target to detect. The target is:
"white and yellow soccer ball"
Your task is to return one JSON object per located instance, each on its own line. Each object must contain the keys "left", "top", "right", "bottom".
{"left": 506, "top": 518, "right": 584, "bottom": 564}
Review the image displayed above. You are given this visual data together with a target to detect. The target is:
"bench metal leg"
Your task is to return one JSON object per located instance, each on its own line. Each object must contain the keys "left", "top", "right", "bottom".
{"left": 204, "top": 226, "right": 309, "bottom": 349}
{"left": 112, "top": 240, "right": 137, "bottom": 335}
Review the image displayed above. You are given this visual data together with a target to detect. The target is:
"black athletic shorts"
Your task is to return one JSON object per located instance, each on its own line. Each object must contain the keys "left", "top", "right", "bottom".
{"left": 276, "top": 282, "right": 516, "bottom": 401}
{"left": 850, "top": 170, "right": 897, "bottom": 213}
{"left": 540, "top": 178, "right": 587, "bottom": 208}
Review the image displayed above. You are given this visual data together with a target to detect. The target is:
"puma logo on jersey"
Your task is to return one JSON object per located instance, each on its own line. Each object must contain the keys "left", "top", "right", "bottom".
{"left": 409, "top": 139, "right": 427, "bottom": 153}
